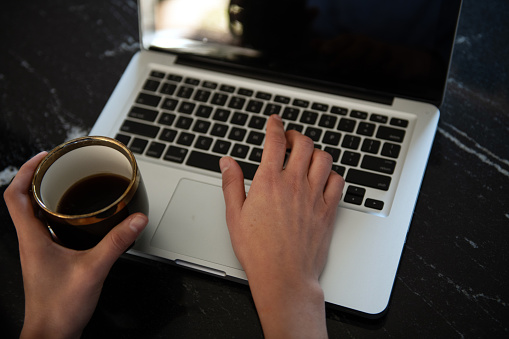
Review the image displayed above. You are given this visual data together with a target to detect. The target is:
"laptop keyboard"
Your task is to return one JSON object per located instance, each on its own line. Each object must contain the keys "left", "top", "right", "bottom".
{"left": 115, "top": 70, "right": 410, "bottom": 215}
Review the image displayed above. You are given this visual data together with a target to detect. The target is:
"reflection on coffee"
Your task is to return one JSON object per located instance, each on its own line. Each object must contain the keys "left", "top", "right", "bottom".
{"left": 56, "top": 173, "right": 130, "bottom": 215}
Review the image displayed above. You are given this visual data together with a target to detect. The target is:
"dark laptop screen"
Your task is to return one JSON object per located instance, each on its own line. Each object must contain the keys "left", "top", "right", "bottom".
{"left": 143, "top": 0, "right": 462, "bottom": 106}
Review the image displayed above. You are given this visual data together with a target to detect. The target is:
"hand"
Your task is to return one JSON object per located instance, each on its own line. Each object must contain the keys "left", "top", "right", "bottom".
{"left": 220, "top": 115, "right": 345, "bottom": 338}
{"left": 4, "top": 152, "right": 149, "bottom": 339}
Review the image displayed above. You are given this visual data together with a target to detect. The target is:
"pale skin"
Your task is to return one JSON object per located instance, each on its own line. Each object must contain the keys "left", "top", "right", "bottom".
{"left": 4, "top": 114, "right": 345, "bottom": 338}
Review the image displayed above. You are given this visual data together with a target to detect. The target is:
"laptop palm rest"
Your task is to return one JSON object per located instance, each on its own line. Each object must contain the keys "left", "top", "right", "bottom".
{"left": 150, "top": 178, "right": 243, "bottom": 271}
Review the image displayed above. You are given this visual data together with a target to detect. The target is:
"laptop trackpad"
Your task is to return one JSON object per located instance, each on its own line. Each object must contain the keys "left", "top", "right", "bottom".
{"left": 150, "top": 178, "right": 243, "bottom": 270}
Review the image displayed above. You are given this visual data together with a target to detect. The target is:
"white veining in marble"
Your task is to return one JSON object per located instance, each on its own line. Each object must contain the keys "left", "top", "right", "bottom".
{"left": 0, "top": 166, "right": 19, "bottom": 187}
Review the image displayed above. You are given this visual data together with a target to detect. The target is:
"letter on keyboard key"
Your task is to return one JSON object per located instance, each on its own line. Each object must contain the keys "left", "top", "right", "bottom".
{"left": 346, "top": 169, "right": 391, "bottom": 191}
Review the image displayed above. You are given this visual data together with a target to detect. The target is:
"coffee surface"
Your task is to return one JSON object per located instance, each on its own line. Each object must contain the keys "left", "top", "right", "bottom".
{"left": 56, "top": 173, "right": 130, "bottom": 215}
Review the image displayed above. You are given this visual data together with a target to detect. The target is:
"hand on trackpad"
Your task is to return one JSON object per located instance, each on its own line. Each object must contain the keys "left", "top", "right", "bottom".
{"left": 150, "top": 178, "right": 243, "bottom": 270}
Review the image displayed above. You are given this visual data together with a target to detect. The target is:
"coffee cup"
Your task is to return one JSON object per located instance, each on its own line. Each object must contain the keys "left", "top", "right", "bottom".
{"left": 32, "top": 136, "right": 149, "bottom": 250}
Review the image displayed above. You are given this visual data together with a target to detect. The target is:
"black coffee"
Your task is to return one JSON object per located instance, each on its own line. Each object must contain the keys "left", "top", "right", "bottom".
{"left": 56, "top": 173, "right": 130, "bottom": 215}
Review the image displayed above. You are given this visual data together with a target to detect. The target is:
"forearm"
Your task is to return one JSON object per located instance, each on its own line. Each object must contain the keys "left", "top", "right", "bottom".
{"left": 249, "top": 276, "right": 328, "bottom": 339}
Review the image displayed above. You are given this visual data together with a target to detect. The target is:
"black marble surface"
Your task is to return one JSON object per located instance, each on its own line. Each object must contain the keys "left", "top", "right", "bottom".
{"left": 1, "top": 1, "right": 508, "bottom": 338}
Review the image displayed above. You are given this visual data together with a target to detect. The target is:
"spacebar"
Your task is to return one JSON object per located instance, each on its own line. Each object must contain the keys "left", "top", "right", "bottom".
{"left": 186, "top": 151, "right": 259, "bottom": 181}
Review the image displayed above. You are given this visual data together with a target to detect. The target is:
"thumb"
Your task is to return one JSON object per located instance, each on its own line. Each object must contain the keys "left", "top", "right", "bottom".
{"left": 89, "top": 213, "right": 148, "bottom": 272}
{"left": 220, "top": 157, "right": 246, "bottom": 226}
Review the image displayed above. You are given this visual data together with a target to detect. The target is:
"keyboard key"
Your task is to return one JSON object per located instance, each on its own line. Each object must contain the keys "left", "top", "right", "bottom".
{"left": 161, "top": 98, "right": 178, "bottom": 111}
{"left": 146, "top": 142, "right": 166, "bottom": 158}
{"left": 228, "top": 127, "right": 247, "bottom": 141}
{"left": 282, "top": 107, "right": 300, "bottom": 121}
{"left": 274, "top": 95, "right": 290, "bottom": 104}
{"left": 164, "top": 146, "right": 188, "bottom": 163}
{"left": 143, "top": 79, "right": 160, "bottom": 92}
{"left": 238, "top": 88, "right": 254, "bottom": 96}
{"left": 324, "top": 147, "right": 341, "bottom": 162}
{"left": 347, "top": 185, "right": 366, "bottom": 197}
{"left": 322, "top": 131, "right": 341, "bottom": 146}
{"left": 356, "top": 122, "right": 376, "bottom": 136}
{"left": 248, "top": 116, "right": 267, "bottom": 130}
{"left": 121, "top": 120, "right": 160, "bottom": 138}
{"left": 175, "top": 116, "right": 193, "bottom": 129}
{"left": 186, "top": 151, "right": 258, "bottom": 180}
{"left": 130, "top": 138, "right": 148, "bottom": 154}
{"left": 228, "top": 96, "right": 246, "bottom": 109}
{"left": 381, "top": 142, "right": 401, "bottom": 158}
{"left": 213, "top": 108, "right": 231, "bottom": 122}
{"left": 176, "top": 86, "right": 194, "bottom": 99}
{"left": 337, "top": 118, "right": 356, "bottom": 132}
{"left": 196, "top": 104, "right": 213, "bottom": 118}
{"left": 361, "top": 155, "right": 396, "bottom": 174}
{"left": 305, "top": 127, "right": 322, "bottom": 142}
{"left": 264, "top": 103, "right": 282, "bottom": 116}
{"left": 231, "top": 144, "right": 250, "bottom": 158}
{"left": 300, "top": 111, "right": 318, "bottom": 125}
{"left": 256, "top": 91, "right": 272, "bottom": 100}
{"left": 312, "top": 102, "right": 329, "bottom": 111}
{"left": 249, "top": 147, "right": 263, "bottom": 162}
{"left": 220, "top": 84, "right": 235, "bottom": 93}
{"left": 332, "top": 165, "right": 346, "bottom": 176}
{"left": 331, "top": 106, "right": 348, "bottom": 115}
{"left": 318, "top": 114, "right": 338, "bottom": 128}
{"left": 346, "top": 169, "right": 391, "bottom": 191}
{"left": 184, "top": 77, "right": 200, "bottom": 86}
{"left": 376, "top": 126, "right": 405, "bottom": 143}
{"left": 115, "top": 134, "right": 131, "bottom": 146}
{"left": 344, "top": 194, "right": 363, "bottom": 205}
{"left": 193, "top": 89, "right": 211, "bottom": 102}
{"left": 342, "top": 135, "right": 361, "bottom": 150}
{"left": 150, "top": 70, "right": 165, "bottom": 78}
{"left": 192, "top": 120, "right": 211, "bottom": 134}
{"left": 246, "top": 100, "right": 264, "bottom": 113}
{"left": 231, "top": 112, "right": 248, "bottom": 126}
{"left": 129, "top": 106, "right": 158, "bottom": 122}
{"left": 390, "top": 118, "right": 409, "bottom": 128}
{"left": 211, "top": 93, "right": 228, "bottom": 106}
{"left": 212, "top": 140, "right": 231, "bottom": 154}
{"left": 195, "top": 136, "right": 213, "bottom": 150}
{"left": 365, "top": 198, "right": 384, "bottom": 210}
{"left": 341, "top": 151, "right": 361, "bottom": 166}
{"left": 177, "top": 132, "right": 195, "bottom": 146}
{"left": 370, "top": 113, "right": 388, "bottom": 124}
{"left": 178, "top": 101, "right": 196, "bottom": 114}
{"left": 135, "top": 93, "right": 161, "bottom": 107}
{"left": 287, "top": 123, "right": 304, "bottom": 132}
{"left": 167, "top": 74, "right": 183, "bottom": 82}
{"left": 160, "top": 82, "right": 177, "bottom": 95}
{"left": 293, "top": 99, "right": 309, "bottom": 108}
{"left": 211, "top": 123, "right": 228, "bottom": 137}
{"left": 361, "top": 139, "right": 381, "bottom": 154}
{"left": 158, "top": 113, "right": 176, "bottom": 126}
{"left": 202, "top": 81, "right": 218, "bottom": 89}
{"left": 246, "top": 131, "right": 265, "bottom": 145}
{"left": 159, "top": 128, "right": 177, "bottom": 142}
{"left": 351, "top": 110, "right": 368, "bottom": 119}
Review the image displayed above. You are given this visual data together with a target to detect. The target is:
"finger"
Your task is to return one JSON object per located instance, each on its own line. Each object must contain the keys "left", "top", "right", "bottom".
{"left": 284, "top": 131, "right": 315, "bottom": 177}
{"left": 4, "top": 152, "right": 51, "bottom": 242}
{"left": 307, "top": 149, "right": 334, "bottom": 191}
{"left": 259, "top": 115, "right": 287, "bottom": 171}
{"left": 220, "top": 156, "right": 246, "bottom": 227}
{"left": 323, "top": 171, "right": 345, "bottom": 207}
{"left": 89, "top": 213, "right": 148, "bottom": 273}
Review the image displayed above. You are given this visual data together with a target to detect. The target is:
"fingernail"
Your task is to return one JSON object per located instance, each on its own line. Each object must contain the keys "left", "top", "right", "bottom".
{"left": 219, "top": 157, "right": 230, "bottom": 173}
{"left": 129, "top": 215, "right": 148, "bottom": 234}
{"left": 272, "top": 114, "right": 282, "bottom": 122}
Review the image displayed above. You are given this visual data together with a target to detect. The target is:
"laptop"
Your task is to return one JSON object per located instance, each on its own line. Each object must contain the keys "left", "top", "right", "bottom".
{"left": 90, "top": 0, "right": 462, "bottom": 317}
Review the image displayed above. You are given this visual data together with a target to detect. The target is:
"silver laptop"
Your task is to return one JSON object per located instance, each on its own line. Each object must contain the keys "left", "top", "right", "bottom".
{"left": 90, "top": 0, "right": 462, "bottom": 317}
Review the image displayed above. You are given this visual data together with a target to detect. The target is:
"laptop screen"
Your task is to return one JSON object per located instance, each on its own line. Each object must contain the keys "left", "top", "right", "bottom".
{"left": 141, "top": 0, "right": 462, "bottom": 106}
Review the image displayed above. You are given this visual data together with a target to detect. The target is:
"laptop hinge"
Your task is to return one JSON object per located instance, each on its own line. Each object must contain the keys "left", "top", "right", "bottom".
{"left": 160, "top": 50, "right": 395, "bottom": 106}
